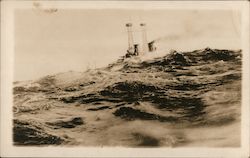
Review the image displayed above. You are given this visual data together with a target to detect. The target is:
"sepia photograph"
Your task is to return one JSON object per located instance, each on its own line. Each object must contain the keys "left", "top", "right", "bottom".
{"left": 1, "top": 1, "right": 249, "bottom": 157}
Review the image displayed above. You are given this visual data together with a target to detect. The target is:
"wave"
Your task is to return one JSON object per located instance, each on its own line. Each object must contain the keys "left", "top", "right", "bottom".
{"left": 13, "top": 48, "right": 242, "bottom": 146}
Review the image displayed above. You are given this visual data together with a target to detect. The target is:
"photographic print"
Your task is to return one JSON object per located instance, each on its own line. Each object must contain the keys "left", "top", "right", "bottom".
{"left": 1, "top": 1, "right": 249, "bottom": 157}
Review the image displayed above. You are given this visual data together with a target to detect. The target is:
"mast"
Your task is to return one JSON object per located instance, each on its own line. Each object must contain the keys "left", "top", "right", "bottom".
{"left": 126, "top": 23, "right": 134, "bottom": 53}
{"left": 140, "top": 23, "right": 148, "bottom": 55}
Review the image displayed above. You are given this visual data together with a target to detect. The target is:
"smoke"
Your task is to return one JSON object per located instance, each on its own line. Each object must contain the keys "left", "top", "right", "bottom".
{"left": 153, "top": 21, "right": 205, "bottom": 43}
{"left": 154, "top": 34, "right": 183, "bottom": 43}
{"left": 153, "top": 28, "right": 204, "bottom": 43}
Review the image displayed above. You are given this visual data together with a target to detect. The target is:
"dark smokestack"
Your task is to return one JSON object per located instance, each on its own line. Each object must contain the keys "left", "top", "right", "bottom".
{"left": 148, "top": 40, "right": 156, "bottom": 52}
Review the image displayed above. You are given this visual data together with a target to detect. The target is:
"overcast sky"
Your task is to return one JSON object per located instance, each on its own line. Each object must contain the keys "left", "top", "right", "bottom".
{"left": 15, "top": 9, "right": 241, "bottom": 81}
